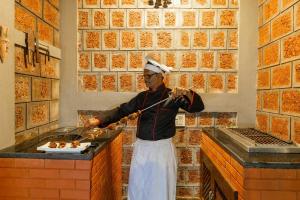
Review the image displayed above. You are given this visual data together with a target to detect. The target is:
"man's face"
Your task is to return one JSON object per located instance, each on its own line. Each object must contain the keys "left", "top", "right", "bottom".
{"left": 143, "top": 69, "right": 159, "bottom": 88}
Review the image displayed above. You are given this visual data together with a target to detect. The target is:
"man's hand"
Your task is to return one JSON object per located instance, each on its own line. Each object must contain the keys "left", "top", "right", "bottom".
{"left": 84, "top": 117, "right": 101, "bottom": 128}
{"left": 171, "top": 87, "right": 192, "bottom": 101}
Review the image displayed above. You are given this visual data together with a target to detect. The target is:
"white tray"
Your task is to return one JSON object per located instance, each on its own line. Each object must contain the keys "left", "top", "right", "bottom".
{"left": 37, "top": 142, "right": 91, "bottom": 153}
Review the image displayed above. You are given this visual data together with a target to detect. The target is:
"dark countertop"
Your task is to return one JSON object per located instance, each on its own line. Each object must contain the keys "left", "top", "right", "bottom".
{"left": 202, "top": 128, "right": 300, "bottom": 169}
{"left": 0, "top": 127, "right": 122, "bottom": 160}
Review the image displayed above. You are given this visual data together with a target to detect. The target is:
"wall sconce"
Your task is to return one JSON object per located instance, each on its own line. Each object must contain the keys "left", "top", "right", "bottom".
{"left": 0, "top": 26, "right": 9, "bottom": 64}
{"left": 149, "top": 0, "right": 172, "bottom": 8}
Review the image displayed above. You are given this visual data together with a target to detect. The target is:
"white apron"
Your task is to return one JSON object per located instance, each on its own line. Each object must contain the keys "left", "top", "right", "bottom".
{"left": 128, "top": 138, "right": 177, "bottom": 200}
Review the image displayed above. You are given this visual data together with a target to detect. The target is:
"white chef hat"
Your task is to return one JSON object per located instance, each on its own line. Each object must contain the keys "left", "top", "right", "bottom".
{"left": 145, "top": 56, "right": 173, "bottom": 73}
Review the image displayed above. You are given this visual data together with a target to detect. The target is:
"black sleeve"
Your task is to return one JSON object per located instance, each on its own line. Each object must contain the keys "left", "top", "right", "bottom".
{"left": 177, "top": 90, "right": 205, "bottom": 113}
{"left": 95, "top": 93, "right": 142, "bottom": 127}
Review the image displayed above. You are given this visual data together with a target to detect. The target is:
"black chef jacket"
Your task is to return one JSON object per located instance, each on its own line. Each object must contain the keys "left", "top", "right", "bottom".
{"left": 97, "top": 84, "right": 204, "bottom": 141}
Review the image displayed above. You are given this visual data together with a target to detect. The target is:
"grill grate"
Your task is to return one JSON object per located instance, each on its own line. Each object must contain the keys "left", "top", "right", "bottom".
{"left": 229, "top": 128, "right": 290, "bottom": 146}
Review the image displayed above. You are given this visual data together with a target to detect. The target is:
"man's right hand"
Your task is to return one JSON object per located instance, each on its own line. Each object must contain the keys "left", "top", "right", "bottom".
{"left": 84, "top": 117, "right": 101, "bottom": 128}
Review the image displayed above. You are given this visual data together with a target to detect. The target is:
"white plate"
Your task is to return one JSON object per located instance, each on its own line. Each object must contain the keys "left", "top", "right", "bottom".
{"left": 37, "top": 142, "right": 91, "bottom": 153}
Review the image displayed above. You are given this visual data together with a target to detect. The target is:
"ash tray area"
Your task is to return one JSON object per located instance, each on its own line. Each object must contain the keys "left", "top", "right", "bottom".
{"left": 37, "top": 142, "right": 91, "bottom": 153}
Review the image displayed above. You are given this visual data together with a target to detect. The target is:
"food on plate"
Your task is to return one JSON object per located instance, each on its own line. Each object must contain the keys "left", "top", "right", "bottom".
{"left": 71, "top": 140, "right": 80, "bottom": 148}
{"left": 48, "top": 141, "right": 57, "bottom": 148}
{"left": 59, "top": 141, "right": 66, "bottom": 148}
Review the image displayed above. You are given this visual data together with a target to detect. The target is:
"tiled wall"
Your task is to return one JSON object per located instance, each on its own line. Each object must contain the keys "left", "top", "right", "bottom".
{"left": 78, "top": 0, "right": 239, "bottom": 93}
{"left": 14, "top": 0, "right": 60, "bottom": 144}
{"left": 256, "top": 0, "right": 300, "bottom": 144}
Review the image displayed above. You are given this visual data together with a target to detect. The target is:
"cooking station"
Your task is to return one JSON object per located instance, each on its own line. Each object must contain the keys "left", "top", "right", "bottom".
{"left": 200, "top": 128, "right": 300, "bottom": 200}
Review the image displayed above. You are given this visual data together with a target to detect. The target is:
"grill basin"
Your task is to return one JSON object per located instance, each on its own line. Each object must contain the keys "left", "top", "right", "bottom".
{"left": 218, "top": 128, "right": 300, "bottom": 153}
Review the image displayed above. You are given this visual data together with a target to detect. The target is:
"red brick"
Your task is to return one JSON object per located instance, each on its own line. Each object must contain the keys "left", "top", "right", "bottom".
{"left": 0, "top": 168, "right": 29, "bottom": 178}
{"left": 13, "top": 178, "right": 46, "bottom": 188}
{"left": 282, "top": 0, "right": 296, "bottom": 10}
{"left": 245, "top": 168, "right": 261, "bottom": 179}
{"left": 173, "top": 129, "right": 186, "bottom": 146}
{"left": 0, "top": 187, "right": 29, "bottom": 198}
{"left": 261, "top": 191, "right": 296, "bottom": 200}
{"left": 29, "top": 188, "right": 59, "bottom": 198}
{"left": 75, "top": 160, "right": 91, "bottom": 170}
{"left": 177, "top": 148, "right": 193, "bottom": 165}
{"left": 244, "top": 179, "right": 280, "bottom": 190}
{"left": 188, "top": 130, "right": 202, "bottom": 146}
{"left": 45, "top": 179, "right": 75, "bottom": 189}
{"left": 281, "top": 90, "right": 300, "bottom": 115}
{"left": 45, "top": 159, "right": 75, "bottom": 169}
{"left": 29, "top": 169, "right": 59, "bottom": 179}
{"left": 15, "top": 158, "right": 44, "bottom": 168}
{"left": 262, "top": 91, "right": 279, "bottom": 112}
{"left": 257, "top": 92, "right": 262, "bottom": 110}
{"left": 0, "top": 158, "right": 15, "bottom": 168}
{"left": 187, "top": 169, "right": 200, "bottom": 184}
{"left": 295, "top": 2, "right": 300, "bottom": 30}
{"left": 61, "top": 189, "right": 90, "bottom": 199}
{"left": 176, "top": 186, "right": 194, "bottom": 198}
{"left": 122, "top": 147, "right": 133, "bottom": 165}
{"left": 59, "top": 169, "right": 90, "bottom": 180}
{"left": 122, "top": 167, "right": 130, "bottom": 184}
{"left": 271, "top": 63, "right": 291, "bottom": 88}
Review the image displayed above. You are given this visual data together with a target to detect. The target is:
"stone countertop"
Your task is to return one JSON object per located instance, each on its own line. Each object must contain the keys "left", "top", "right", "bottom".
{"left": 0, "top": 127, "right": 122, "bottom": 160}
{"left": 202, "top": 128, "right": 300, "bottom": 169}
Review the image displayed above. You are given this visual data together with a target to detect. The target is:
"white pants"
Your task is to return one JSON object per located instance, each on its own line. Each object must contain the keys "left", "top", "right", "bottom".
{"left": 128, "top": 138, "right": 177, "bottom": 200}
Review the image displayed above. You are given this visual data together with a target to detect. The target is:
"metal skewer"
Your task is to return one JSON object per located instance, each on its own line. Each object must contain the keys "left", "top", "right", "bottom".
{"left": 139, "top": 93, "right": 173, "bottom": 113}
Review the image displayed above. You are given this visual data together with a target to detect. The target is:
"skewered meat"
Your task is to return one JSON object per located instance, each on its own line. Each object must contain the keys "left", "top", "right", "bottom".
{"left": 59, "top": 141, "right": 66, "bottom": 148}
{"left": 107, "top": 123, "right": 116, "bottom": 130}
{"left": 49, "top": 141, "right": 57, "bottom": 148}
{"left": 71, "top": 140, "right": 80, "bottom": 148}
{"left": 128, "top": 111, "right": 140, "bottom": 120}
{"left": 120, "top": 116, "right": 128, "bottom": 124}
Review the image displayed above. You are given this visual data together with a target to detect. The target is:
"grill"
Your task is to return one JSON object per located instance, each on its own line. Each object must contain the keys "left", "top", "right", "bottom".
{"left": 218, "top": 128, "right": 300, "bottom": 153}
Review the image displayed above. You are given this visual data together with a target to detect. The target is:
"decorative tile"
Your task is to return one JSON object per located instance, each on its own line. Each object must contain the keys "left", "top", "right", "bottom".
{"left": 271, "top": 8, "right": 292, "bottom": 41}
{"left": 177, "top": 0, "right": 192, "bottom": 8}
{"left": 281, "top": 32, "right": 300, "bottom": 63}
{"left": 263, "top": 0, "right": 279, "bottom": 23}
{"left": 163, "top": 73, "right": 177, "bottom": 88}
{"left": 27, "top": 101, "right": 50, "bottom": 128}
{"left": 163, "top": 10, "right": 178, "bottom": 28}
{"left": 80, "top": 74, "right": 98, "bottom": 92}
{"left": 84, "top": 31, "right": 101, "bottom": 50}
{"left": 295, "top": 1, "right": 300, "bottom": 31}
{"left": 218, "top": 9, "right": 238, "bottom": 28}
{"left": 50, "top": 100, "right": 59, "bottom": 122}
{"left": 215, "top": 112, "right": 237, "bottom": 128}
{"left": 228, "top": 29, "right": 238, "bottom": 49}
{"left": 110, "top": 10, "right": 126, "bottom": 28}
{"left": 102, "top": 30, "right": 119, "bottom": 50}
{"left": 128, "top": 51, "right": 144, "bottom": 71}
{"left": 144, "top": 51, "right": 161, "bottom": 62}
{"left": 101, "top": 0, "right": 118, "bottom": 8}
{"left": 41, "top": 56, "right": 60, "bottom": 79}
{"left": 270, "top": 114, "right": 290, "bottom": 141}
{"left": 211, "top": 0, "right": 228, "bottom": 8}
{"left": 217, "top": 51, "right": 238, "bottom": 71}
{"left": 293, "top": 60, "right": 300, "bottom": 87}
{"left": 37, "top": 20, "right": 53, "bottom": 45}
{"left": 78, "top": 9, "right": 90, "bottom": 29}
{"left": 78, "top": 31, "right": 83, "bottom": 50}
{"left": 156, "top": 30, "right": 174, "bottom": 49}
{"left": 120, "top": 31, "right": 137, "bottom": 50}
{"left": 119, "top": 0, "right": 137, "bottom": 8}
{"left": 257, "top": 68, "right": 271, "bottom": 89}
{"left": 263, "top": 41, "right": 280, "bottom": 67}
{"left": 199, "top": 51, "right": 215, "bottom": 70}
{"left": 256, "top": 112, "right": 269, "bottom": 134}
{"left": 52, "top": 80, "right": 60, "bottom": 100}
{"left": 226, "top": 73, "right": 238, "bottom": 93}
{"left": 192, "top": 0, "right": 210, "bottom": 8}
{"left": 262, "top": 90, "right": 279, "bottom": 113}
{"left": 180, "top": 10, "right": 198, "bottom": 28}
{"left": 208, "top": 73, "right": 224, "bottom": 93}
{"left": 111, "top": 52, "right": 127, "bottom": 71}
{"left": 15, "top": 75, "right": 31, "bottom": 103}
{"left": 179, "top": 51, "right": 198, "bottom": 71}
{"left": 198, "top": 112, "right": 214, "bottom": 127}
{"left": 127, "top": 9, "right": 143, "bottom": 28}
{"left": 192, "top": 30, "right": 209, "bottom": 49}
{"left": 199, "top": 9, "right": 216, "bottom": 28}
{"left": 175, "top": 30, "right": 191, "bottom": 49}
{"left": 138, "top": 30, "right": 155, "bottom": 49}
{"left": 291, "top": 117, "right": 300, "bottom": 144}
{"left": 210, "top": 30, "right": 227, "bottom": 49}
{"left": 83, "top": 0, "right": 100, "bottom": 8}
{"left": 229, "top": 0, "right": 239, "bottom": 8}
{"left": 15, "top": 47, "right": 40, "bottom": 76}
{"left": 137, "top": 0, "right": 154, "bottom": 8}
{"left": 162, "top": 51, "right": 178, "bottom": 70}
{"left": 136, "top": 73, "right": 147, "bottom": 92}
{"left": 100, "top": 73, "right": 117, "bottom": 92}
{"left": 15, "top": 128, "right": 39, "bottom": 145}
{"left": 259, "top": 23, "right": 271, "bottom": 47}
{"left": 92, "top": 9, "right": 109, "bottom": 29}
{"left": 15, "top": 103, "right": 26, "bottom": 133}
{"left": 191, "top": 73, "right": 206, "bottom": 93}
{"left": 79, "top": 52, "right": 91, "bottom": 71}
{"left": 118, "top": 73, "right": 135, "bottom": 92}
{"left": 32, "top": 77, "right": 52, "bottom": 101}
{"left": 145, "top": 10, "right": 161, "bottom": 28}
{"left": 281, "top": 89, "right": 300, "bottom": 116}
{"left": 177, "top": 73, "right": 190, "bottom": 89}
{"left": 92, "top": 51, "right": 109, "bottom": 71}
{"left": 271, "top": 63, "right": 292, "bottom": 88}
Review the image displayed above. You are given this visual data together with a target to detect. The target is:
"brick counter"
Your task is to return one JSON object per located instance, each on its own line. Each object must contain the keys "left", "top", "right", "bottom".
{"left": 0, "top": 134, "right": 122, "bottom": 200}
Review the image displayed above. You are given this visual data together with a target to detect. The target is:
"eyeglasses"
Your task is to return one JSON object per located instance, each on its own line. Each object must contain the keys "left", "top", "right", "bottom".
{"left": 143, "top": 73, "right": 157, "bottom": 79}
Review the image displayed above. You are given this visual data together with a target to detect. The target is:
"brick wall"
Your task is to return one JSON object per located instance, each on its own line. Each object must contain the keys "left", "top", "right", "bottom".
{"left": 15, "top": 0, "right": 61, "bottom": 144}
{"left": 257, "top": 0, "right": 300, "bottom": 144}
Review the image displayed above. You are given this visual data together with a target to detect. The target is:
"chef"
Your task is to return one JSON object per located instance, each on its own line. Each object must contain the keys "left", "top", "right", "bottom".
{"left": 86, "top": 57, "right": 205, "bottom": 200}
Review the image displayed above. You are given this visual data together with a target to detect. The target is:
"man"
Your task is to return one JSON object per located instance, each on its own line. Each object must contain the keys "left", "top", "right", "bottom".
{"left": 86, "top": 57, "right": 204, "bottom": 200}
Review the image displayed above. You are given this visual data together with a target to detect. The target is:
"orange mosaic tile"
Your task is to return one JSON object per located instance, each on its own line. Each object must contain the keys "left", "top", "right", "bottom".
{"left": 102, "top": 31, "right": 118, "bottom": 49}
{"left": 211, "top": 30, "right": 226, "bottom": 49}
{"left": 215, "top": 112, "right": 237, "bottom": 128}
{"left": 198, "top": 112, "right": 214, "bottom": 127}
{"left": 111, "top": 10, "right": 125, "bottom": 28}
{"left": 180, "top": 52, "right": 197, "bottom": 70}
{"left": 229, "top": 0, "right": 238, "bottom": 7}
{"left": 226, "top": 73, "right": 238, "bottom": 93}
{"left": 228, "top": 30, "right": 238, "bottom": 49}
{"left": 282, "top": 32, "right": 300, "bottom": 62}
{"left": 139, "top": 31, "right": 154, "bottom": 49}
{"left": 145, "top": 52, "right": 161, "bottom": 62}
{"left": 127, "top": 10, "right": 142, "bottom": 28}
{"left": 93, "top": 10, "right": 108, "bottom": 28}
{"left": 41, "top": 57, "right": 60, "bottom": 79}
{"left": 120, "top": 0, "right": 136, "bottom": 7}
{"left": 15, "top": 75, "right": 31, "bottom": 103}
{"left": 128, "top": 52, "right": 143, "bottom": 70}
{"left": 256, "top": 112, "right": 269, "bottom": 132}
{"left": 200, "top": 10, "right": 216, "bottom": 27}
{"left": 79, "top": 52, "right": 90, "bottom": 70}
{"left": 293, "top": 60, "right": 300, "bottom": 87}
{"left": 44, "top": 0, "right": 59, "bottom": 28}
{"left": 101, "top": 0, "right": 118, "bottom": 7}
{"left": 181, "top": 11, "right": 197, "bottom": 27}
{"left": 163, "top": 51, "right": 177, "bottom": 69}
{"left": 20, "top": 0, "right": 42, "bottom": 16}
{"left": 15, "top": 104, "right": 26, "bottom": 132}
{"left": 257, "top": 92, "right": 262, "bottom": 110}
{"left": 292, "top": 117, "right": 300, "bottom": 144}
{"left": 82, "top": 74, "right": 97, "bottom": 91}
{"left": 177, "top": 31, "right": 190, "bottom": 49}
{"left": 200, "top": 51, "right": 215, "bottom": 70}
{"left": 191, "top": 73, "right": 206, "bottom": 93}
{"left": 258, "top": 48, "right": 263, "bottom": 68}
{"left": 218, "top": 51, "right": 237, "bottom": 70}
{"left": 281, "top": 0, "right": 295, "bottom": 11}
{"left": 146, "top": 10, "right": 160, "bottom": 27}
{"left": 121, "top": 31, "right": 137, "bottom": 49}
{"left": 271, "top": 9, "right": 292, "bottom": 40}
{"left": 85, "top": 31, "right": 100, "bottom": 49}
{"left": 178, "top": 73, "right": 190, "bottom": 89}
{"left": 270, "top": 115, "right": 290, "bottom": 141}
{"left": 79, "top": 10, "right": 89, "bottom": 28}
{"left": 219, "top": 9, "right": 237, "bottom": 28}
{"left": 208, "top": 73, "right": 224, "bottom": 93}
{"left": 119, "top": 73, "right": 134, "bottom": 92}
{"left": 262, "top": 90, "right": 279, "bottom": 112}
{"left": 52, "top": 80, "right": 59, "bottom": 100}
{"left": 164, "top": 11, "right": 177, "bottom": 27}
{"left": 93, "top": 52, "right": 108, "bottom": 70}
{"left": 101, "top": 73, "right": 117, "bottom": 92}
{"left": 32, "top": 78, "right": 51, "bottom": 101}
{"left": 193, "top": 0, "right": 209, "bottom": 7}
{"left": 111, "top": 52, "right": 127, "bottom": 70}
{"left": 38, "top": 20, "right": 53, "bottom": 45}
{"left": 27, "top": 102, "right": 50, "bottom": 128}
{"left": 15, "top": 5, "right": 36, "bottom": 33}
{"left": 281, "top": 90, "right": 300, "bottom": 115}
{"left": 295, "top": 2, "right": 300, "bottom": 30}
{"left": 263, "top": 41, "right": 279, "bottom": 67}
{"left": 263, "top": 0, "right": 279, "bottom": 22}
{"left": 50, "top": 100, "right": 59, "bottom": 122}
{"left": 212, "top": 0, "right": 227, "bottom": 8}
{"left": 271, "top": 63, "right": 291, "bottom": 88}
{"left": 257, "top": 69, "right": 270, "bottom": 89}
{"left": 157, "top": 31, "right": 173, "bottom": 49}
{"left": 84, "top": 0, "right": 100, "bottom": 7}
{"left": 136, "top": 74, "right": 147, "bottom": 92}
{"left": 192, "top": 31, "right": 208, "bottom": 49}
{"left": 259, "top": 23, "right": 270, "bottom": 47}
